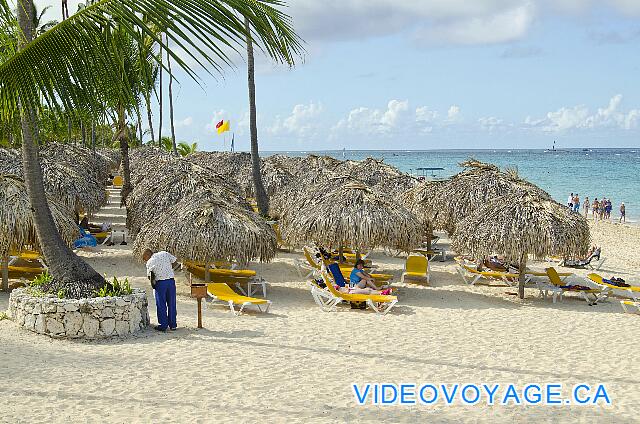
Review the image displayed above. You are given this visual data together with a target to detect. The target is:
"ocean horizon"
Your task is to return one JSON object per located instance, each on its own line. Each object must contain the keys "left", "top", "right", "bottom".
{"left": 258, "top": 147, "right": 640, "bottom": 223}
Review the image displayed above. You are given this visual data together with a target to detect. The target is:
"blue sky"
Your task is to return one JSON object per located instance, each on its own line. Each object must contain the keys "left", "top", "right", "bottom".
{"left": 40, "top": 0, "right": 640, "bottom": 151}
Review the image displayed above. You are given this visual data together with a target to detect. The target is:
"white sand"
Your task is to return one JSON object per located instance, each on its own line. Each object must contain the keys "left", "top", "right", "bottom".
{"left": 1, "top": 219, "right": 639, "bottom": 422}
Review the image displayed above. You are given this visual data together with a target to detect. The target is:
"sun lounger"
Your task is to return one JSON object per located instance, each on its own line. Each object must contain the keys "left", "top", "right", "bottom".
{"left": 620, "top": 300, "right": 640, "bottom": 314}
{"left": 309, "top": 271, "right": 398, "bottom": 315}
{"left": 186, "top": 263, "right": 266, "bottom": 297}
{"left": 544, "top": 267, "right": 606, "bottom": 305}
{"left": 562, "top": 255, "right": 607, "bottom": 271}
{"left": 401, "top": 254, "right": 430, "bottom": 284}
{"left": 456, "top": 263, "right": 519, "bottom": 286}
{"left": 585, "top": 273, "right": 640, "bottom": 301}
{"left": 206, "top": 283, "right": 271, "bottom": 315}
{"left": 524, "top": 269, "right": 572, "bottom": 283}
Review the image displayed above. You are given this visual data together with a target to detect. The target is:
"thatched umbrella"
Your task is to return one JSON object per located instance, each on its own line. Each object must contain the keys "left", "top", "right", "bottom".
{"left": 126, "top": 160, "right": 249, "bottom": 237}
{"left": 1, "top": 147, "right": 107, "bottom": 214}
{"left": 0, "top": 175, "right": 78, "bottom": 290}
{"left": 338, "top": 157, "right": 419, "bottom": 197}
{"left": 41, "top": 143, "right": 112, "bottom": 182}
{"left": 406, "top": 159, "right": 550, "bottom": 234}
{"left": 132, "top": 189, "right": 277, "bottom": 264}
{"left": 280, "top": 177, "right": 422, "bottom": 252}
{"left": 0, "top": 148, "right": 21, "bottom": 175}
{"left": 451, "top": 193, "right": 590, "bottom": 298}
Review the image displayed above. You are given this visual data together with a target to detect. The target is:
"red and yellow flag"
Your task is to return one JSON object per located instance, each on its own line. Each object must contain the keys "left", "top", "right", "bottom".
{"left": 216, "top": 119, "right": 230, "bottom": 135}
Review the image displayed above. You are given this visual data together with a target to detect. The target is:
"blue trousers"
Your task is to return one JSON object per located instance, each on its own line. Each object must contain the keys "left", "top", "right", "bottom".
{"left": 154, "top": 278, "right": 177, "bottom": 329}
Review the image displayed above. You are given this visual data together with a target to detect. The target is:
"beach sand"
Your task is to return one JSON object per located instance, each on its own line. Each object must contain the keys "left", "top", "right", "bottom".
{"left": 1, "top": 220, "right": 639, "bottom": 422}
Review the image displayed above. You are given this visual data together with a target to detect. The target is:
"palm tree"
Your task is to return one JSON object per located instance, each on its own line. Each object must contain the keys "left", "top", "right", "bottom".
{"left": 245, "top": 17, "right": 269, "bottom": 217}
{"left": 166, "top": 34, "right": 178, "bottom": 156}
{"left": 177, "top": 141, "right": 197, "bottom": 157}
{"left": 6, "top": 0, "right": 302, "bottom": 296}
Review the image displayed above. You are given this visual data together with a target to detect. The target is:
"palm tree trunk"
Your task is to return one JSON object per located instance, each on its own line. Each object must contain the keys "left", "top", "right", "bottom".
{"left": 91, "top": 121, "right": 96, "bottom": 152}
{"left": 116, "top": 105, "right": 133, "bottom": 205}
{"left": 166, "top": 36, "right": 178, "bottom": 156}
{"left": 245, "top": 17, "right": 269, "bottom": 217}
{"left": 145, "top": 91, "right": 154, "bottom": 144}
{"left": 2, "top": 256, "right": 8, "bottom": 292}
{"left": 518, "top": 253, "right": 527, "bottom": 299}
{"left": 136, "top": 106, "right": 143, "bottom": 146}
{"left": 18, "top": 0, "right": 105, "bottom": 298}
{"left": 80, "top": 120, "right": 86, "bottom": 146}
{"left": 157, "top": 44, "right": 163, "bottom": 147}
{"left": 67, "top": 117, "right": 72, "bottom": 144}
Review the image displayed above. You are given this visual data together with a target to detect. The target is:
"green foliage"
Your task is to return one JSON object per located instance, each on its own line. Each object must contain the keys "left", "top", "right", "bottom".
{"left": 0, "top": 311, "right": 8, "bottom": 320}
{"left": 57, "top": 288, "right": 66, "bottom": 299}
{"left": 0, "top": 0, "right": 303, "bottom": 126}
{"left": 94, "top": 276, "right": 133, "bottom": 297}
{"left": 177, "top": 141, "right": 198, "bottom": 157}
{"left": 30, "top": 270, "right": 52, "bottom": 288}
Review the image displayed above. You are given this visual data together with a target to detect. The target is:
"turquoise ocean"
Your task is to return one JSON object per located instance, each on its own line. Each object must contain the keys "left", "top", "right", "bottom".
{"left": 264, "top": 148, "right": 640, "bottom": 223}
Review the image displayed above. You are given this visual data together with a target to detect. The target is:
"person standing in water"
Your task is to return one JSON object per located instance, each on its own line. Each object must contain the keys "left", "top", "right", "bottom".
{"left": 619, "top": 202, "right": 626, "bottom": 223}
{"left": 583, "top": 197, "right": 590, "bottom": 217}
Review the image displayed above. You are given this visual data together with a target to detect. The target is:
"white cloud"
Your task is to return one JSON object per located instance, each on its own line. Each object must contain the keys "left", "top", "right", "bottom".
{"left": 478, "top": 116, "right": 505, "bottom": 131}
{"left": 525, "top": 95, "right": 640, "bottom": 132}
{"left": 333, "top": 100, "right": 410, "bottom": 136}
{"left": 415, "top": 3, "right": 536, "bottom": 45}
{"left": 447, "top": 105, "right": 461, "bottom": 121}
{"left": 175, "top": 117, "right": 193, "bottom": 128}
{"left": 268, "top": 102, "right": 323, "bottom": 137}
{"left": 415, "top": 106, "right": 439, "bottom": 123}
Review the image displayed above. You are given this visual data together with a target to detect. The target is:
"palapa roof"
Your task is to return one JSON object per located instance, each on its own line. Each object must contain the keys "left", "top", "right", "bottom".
{"left": 451, "top": 193, "right": 590, "bottom": 262}
{"left": 1, "top": 146, "right": 108, "bottom": 214}
{"left": 405, "top": 159, "right": 550, "bottom": 233}
{"left": 337, "top": 157, "right": 419, "bottom": 196}
{"left": 132, "top": 189, "right": 277, "bottom": 264}
{"left": 280, "top": 178, "right": 422, "bottom": 251}
{"left": 0, "top": 175, "right": 78, "bottom": 257}
{"left": 126, "top": 158, "right": 249, "bottom": 237}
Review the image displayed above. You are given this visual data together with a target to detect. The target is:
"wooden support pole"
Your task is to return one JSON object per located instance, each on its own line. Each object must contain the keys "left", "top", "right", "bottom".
{"left": 197, "top": 297, "right": 202, "bottom": 328}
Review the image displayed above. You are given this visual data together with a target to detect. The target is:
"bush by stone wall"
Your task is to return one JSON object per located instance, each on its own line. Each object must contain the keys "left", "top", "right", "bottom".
{"left": 8, "top": 288, "right": 150, "bottom": 338}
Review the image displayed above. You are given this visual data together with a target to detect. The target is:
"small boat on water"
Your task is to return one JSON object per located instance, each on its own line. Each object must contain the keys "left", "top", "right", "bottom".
{"left": 414, "top": 167, "right": 446, "bottom": 181}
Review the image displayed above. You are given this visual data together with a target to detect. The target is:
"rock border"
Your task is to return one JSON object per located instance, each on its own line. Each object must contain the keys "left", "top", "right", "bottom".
{"left": 8, "top": 288, "right": 150, "bottom": 338}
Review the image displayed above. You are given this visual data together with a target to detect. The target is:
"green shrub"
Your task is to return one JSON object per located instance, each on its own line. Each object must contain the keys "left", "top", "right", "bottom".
{"left": 57, "top": 288, "right": 66, "bottom": 299}
{"left": 30, "top": 270, "right": 52, "bottom": 288}
{"left": 94, "top": 277, "right": 132, "bottom": 297}
{"left": 0, "top": 312, "right": 8, "bottom": 320}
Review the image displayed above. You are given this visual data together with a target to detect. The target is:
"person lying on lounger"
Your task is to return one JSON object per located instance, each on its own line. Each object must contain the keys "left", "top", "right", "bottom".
{"left": 564, "top": 247, "right": 601, "bottom": 267}
{"left": 349, "top": 260, "right": 384, "bottom": 293}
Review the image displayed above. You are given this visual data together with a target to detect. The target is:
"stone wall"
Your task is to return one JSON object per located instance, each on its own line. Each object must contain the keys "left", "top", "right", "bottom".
{"left": 8, "top": 288, "right": 150, "bottom": 338}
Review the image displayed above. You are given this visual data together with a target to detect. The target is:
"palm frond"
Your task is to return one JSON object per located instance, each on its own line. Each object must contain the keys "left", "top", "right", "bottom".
{"left": 0, "top": 0, "right": 304, "bottom": 123}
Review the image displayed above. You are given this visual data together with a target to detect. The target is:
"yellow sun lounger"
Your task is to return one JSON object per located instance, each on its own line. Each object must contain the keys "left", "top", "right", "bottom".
{"left": 543, "top": 267, "right": 605, "bottom": 305}
{"left": 186, "top": 263, "right": 256, "bottom": 280}
{"left": 620, "top": 300, "right": 640, "bottom": 314}
{"left": 456, "top": 264, "right": 519, "bottom": 286}
{"left": 586, "top": 273, "right": 640, "bottom": 301}
{"left": 309, "top": 272, "right": 398, "bottom": 315}
{"left": 401, "top": 254, "right": 429, "bottom": 284}
{"left": 206, "top": 283, "right": 271, "bottom": 315}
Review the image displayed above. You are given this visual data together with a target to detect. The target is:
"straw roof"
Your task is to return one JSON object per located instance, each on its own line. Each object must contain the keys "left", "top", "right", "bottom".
{"left": 126, "top": 158, "right": 249, "bottom": 237}
{"left": 0, "top": 175, "right": 78, "bottom": 257}
{"left": 451, "top": 193, "right": 590, "bottom": 263}
{"left": 405, "top": 159, "right": 550, "bottom": 233}
{"left": 132, "top": 189, "right": 277, "bottom": 264}
{"left": 280, "top": 178, "right": 422, "bottom": 251}
{"left": 0, "top": 148, "right": 21, "bottom": 175}
{"left": 41, "top": 143, "right": 113, "bottom": 182}
{"left": 338, "top": 157, "right": 419, "bottom": 196}
{"left": 0, "top": 146, "right": 107, "bottom": 214}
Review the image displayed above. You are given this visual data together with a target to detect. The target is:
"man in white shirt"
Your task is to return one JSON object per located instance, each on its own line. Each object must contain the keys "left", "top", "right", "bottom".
{"left": 143, "top": 249, "right": 178, "bottom": 331}
{"left": 567, "top": 192, "right": 574, "bottom": 208}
